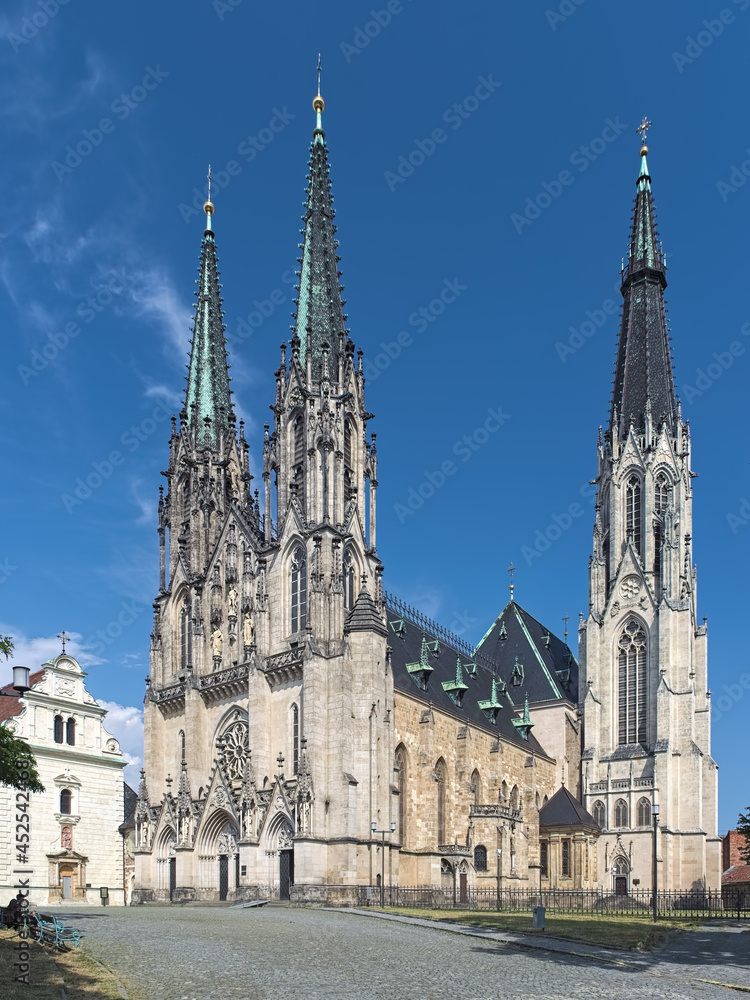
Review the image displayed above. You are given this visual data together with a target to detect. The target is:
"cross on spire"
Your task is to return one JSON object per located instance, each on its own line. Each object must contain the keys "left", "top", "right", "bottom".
{"left": 636, "top": 117, "right": 652, "bottom": 149}
{"left": 207, "top": 163, "right": 212, "bottom": 203}
{"left": 562, "top": 612, "right": 570, "bottom": 642}
{"left": 58, "top": 631, "right": 69, "bottom": 653}
{"left": 508, "top": 563, "right": 516, "bottom": 602}
{"left": 316, "top": 53, "right": 322, "bottom": 97}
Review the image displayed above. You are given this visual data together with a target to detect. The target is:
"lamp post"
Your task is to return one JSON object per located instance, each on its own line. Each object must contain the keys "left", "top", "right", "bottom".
{"left": 0, "top": 666, "right": 31, "bottom": 696}
{"left": 496, "top": 848, "right": 502, "bottom": 911}
{"left": 371, "top": 821, "right": 396, "bottom": 908}
{"left": 652, "top": 803, "right": 660, "bottom": 923}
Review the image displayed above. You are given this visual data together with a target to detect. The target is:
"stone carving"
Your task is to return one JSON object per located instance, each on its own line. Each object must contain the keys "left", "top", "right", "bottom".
{"left": 278, "top": 824, "right": 294, "bottom": 850}
{"left": 217, "top": 828, "right": 238, "bottom": 855}
{"left": 56, "top": 678, "right": 75, "bottom": 696}
{"left": 619, "top": 575, "right": 642, "bottom": 602}
{"left": 228, "top": 588, "right": 239, "bottom": 616}
{"left": 219, "top": 720, "right": 249, "bottom": 781}
{"left": 212, "top": 627, "right": 223, "bottom": 658}
{"left": 243, "top": 612, "right": 254, "bottom": 646}
{"left": 213, "top": 786, "right": 230, "bottom": 809}
{"left": 61, "top": 826, "right": 73, "bottom": 849}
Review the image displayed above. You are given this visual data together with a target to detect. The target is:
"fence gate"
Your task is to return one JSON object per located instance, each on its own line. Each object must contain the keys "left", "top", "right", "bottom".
{"left": 279, "top": 850, "right": 293, "bottom": 900}
{"left": 219, "top": 855, "right": 229, "bottom": 901}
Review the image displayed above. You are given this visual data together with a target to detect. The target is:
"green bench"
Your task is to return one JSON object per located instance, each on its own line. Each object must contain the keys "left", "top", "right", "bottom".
{"left": 27, "top": 912, "right": 81, "bottom": 950}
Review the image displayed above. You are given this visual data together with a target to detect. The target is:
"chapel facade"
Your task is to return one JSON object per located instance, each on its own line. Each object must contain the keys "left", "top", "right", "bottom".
{"left": 132, "top": 95, "right": 719, "bottom": 903}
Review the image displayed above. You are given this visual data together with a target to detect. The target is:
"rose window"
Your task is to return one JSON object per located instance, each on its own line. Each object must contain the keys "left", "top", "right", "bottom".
{"left": 220, "top": 721, "right": 249, "bottom": 780}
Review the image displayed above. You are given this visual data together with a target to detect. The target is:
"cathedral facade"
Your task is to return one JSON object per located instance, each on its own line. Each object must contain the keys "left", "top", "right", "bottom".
{"left": 132, "top": 96, "right": 719, "bottom": 904}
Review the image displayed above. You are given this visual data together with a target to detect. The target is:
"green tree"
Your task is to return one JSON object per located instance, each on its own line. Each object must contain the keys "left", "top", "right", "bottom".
{"left": 0, "top": 635, "right": 44, "bottom": 792}
{"left": 738, "top": 807, "right": 750, "bottom": 865}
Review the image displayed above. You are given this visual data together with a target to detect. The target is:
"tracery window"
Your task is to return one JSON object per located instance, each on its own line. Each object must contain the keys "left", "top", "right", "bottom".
{"left": 637, "top": 796, "right": 651, "bottom": 827}
{"left": 291, "top": 704, "right": 300, "bottom": 775}
{"left": 614, "top": 798, "right": 629, "bottom": 828}
{"left": 66, "top": 717, "right": 75, "bottom": 746}
{"left": 618, "top": 618, "right": 647, "bottom": 745}
{"left": 180, "top": 603, "right": 192, "bottom": 671}
{"left": 626, "top": 474, "right": 642, "bottom": 555}
{"left": 435, "top": 758, "right": 447, "bottom": 845}
{"left": 219, "top": 720, "right": 249, "bottom": 782}
{"left": 54, "top": 715, "right": 63, "bottom": 744}
{"left": 561, "top": 839, "right": 571, "bottom": 877}
{"left": 474, "top": 845, "right": 487, "bottom": 871}
{"left": 344, "top": 418, "right": 354, "bottom": 502}
{"left": 290, "top": 545, "right": 308, "bottom": 633}
{"left": 653, "top": 471, "right": 672, "bottom": 577}
{"left": 593, "top": 800, "right": 606, "bottom": 829}
{"left": 292, "top": 415, "right": 305, "bottom": 504}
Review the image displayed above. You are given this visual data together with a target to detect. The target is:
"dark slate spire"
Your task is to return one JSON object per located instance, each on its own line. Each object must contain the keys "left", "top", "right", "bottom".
{"left": 291, "top": 81, "right": 347, "bottom": 379}
{"left": 184, "top": 191, "right": 234, "bottom": 449}
{"left": 609, "top": 130, "right": 677, "bottom": 437}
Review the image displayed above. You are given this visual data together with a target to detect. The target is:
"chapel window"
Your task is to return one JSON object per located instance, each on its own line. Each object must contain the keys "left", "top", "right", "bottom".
{"left": 614, "top": 798, "right": 629, "bottom": 828}
{"left": 618, "top": 618, "right": 647, "bottom": 745}
{"left": 593, "top": 800, "right": 606, "bottom": 829}
{"left": 626, "top": 474, "right": 642, "bottom": 556}
{"left": 66, "top": 717, "right": 76, "bottom": 746}
{"left": 60, "top": 789, "right": 72, "bottom": 815}
{"left": 637, "top": 796, "right": 651, "bottom": 827}
{"left": 54, "top": 715, "right": 64, "bottom": 744}
{"left": 291, "top": 545, "right": 308, "bottom": 633}
{"left": 474, "top": 845, "right": 487, "bottom": 871}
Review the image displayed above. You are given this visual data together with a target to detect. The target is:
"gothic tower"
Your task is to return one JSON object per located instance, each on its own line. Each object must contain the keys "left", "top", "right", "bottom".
{"left": 135, "top": 85, "right": 392, "bottom": 904}
{"left": 578, "top": 133, "right": 721, "bottom": 893}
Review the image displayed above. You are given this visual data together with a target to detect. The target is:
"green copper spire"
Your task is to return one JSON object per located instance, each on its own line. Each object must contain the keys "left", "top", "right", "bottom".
{"left": 442, "top": 656, "right": 469, "bottom": 706}
{"left": 291, "top": 74, "right": 348, "bottom": 378}
{"left": 184, "top": 184, "right": 234, "bottom": 449}
{"left": 512, "top": 694, "right": 534, "bottom": 741}
{"left": 610, "top": 121, "right": 677, "bottom": 436}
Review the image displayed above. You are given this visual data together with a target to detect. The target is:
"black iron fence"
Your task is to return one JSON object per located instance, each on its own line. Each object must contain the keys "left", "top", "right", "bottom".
{"left": 356, "top": 885, "right": 749, "bottom": 918}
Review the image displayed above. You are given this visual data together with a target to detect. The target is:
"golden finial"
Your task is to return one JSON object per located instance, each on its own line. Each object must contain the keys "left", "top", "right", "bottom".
{"left": 203, "top": 164, "right": 215, "bottom": 229}
{"left": 508, "top": 562, "right": 515, "bottom": 603}
{"left": 313, "top": 53, "right": 325, "bottom": 119}
{"left": 636, "top": 117, "right": 652, "bottom": 156}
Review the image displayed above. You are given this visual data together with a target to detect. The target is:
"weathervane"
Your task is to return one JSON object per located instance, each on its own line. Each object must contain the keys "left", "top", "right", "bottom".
{"left": 316, "top": 52, "right": 322, "bottom": 97}
{"left": 207, "top": 163, "right": 212, "bottom": 203}
{"left": 508, "top": 562, "right": 516, "bottom": 602}
{"left": 562, "top": 613, "right": 570, "bottom": 643}
{"left": 58, "top": 631, "right": 69, "bottom": 654}
{"left": 636, "top": 117, "right": 652, "bottom": 150}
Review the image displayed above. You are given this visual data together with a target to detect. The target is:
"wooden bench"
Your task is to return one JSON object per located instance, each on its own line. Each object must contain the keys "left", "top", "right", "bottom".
{"left": 27, "top": 912, "right": 81, "bottom": 950}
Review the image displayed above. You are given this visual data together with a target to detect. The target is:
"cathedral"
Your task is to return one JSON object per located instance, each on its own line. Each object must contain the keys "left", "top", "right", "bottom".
{"left": 131, "top": 90, "right": 721, "bottom": 904}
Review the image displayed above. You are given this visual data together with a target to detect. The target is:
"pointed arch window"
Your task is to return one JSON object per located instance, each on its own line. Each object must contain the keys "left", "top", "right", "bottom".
{"left": 54, "top": 715, "right": 64, "bottom": 744}
{"left": 618, "top": 618, "right": 647, "bottom": 745}
{"left": 593, "top": 800, "right": 606, "bottom": 829}
{"left": 540, "top": 841, "right": 548, "bottom": 877}
{"left": 179, "top": 730, "right": 186, "bottom": 765}
{"left": 653, "top": 471, "right": 672, "bottom": 577}
{"left": 290, "top": 545, "right": 308, "bottom": 633}
{"left": 180, "top": 602, "right": 192, "bottom": 671}
{"left": 626, "top": 474, "right": 642, "bottom": 556}
{"left": 561, "top": 839, "right": 571, "bottom": 877}
{"left": 637, "top": 796, "right": 651, "bottom": 827}
{"left": 66, "top": 717, "right": 75, "bottom": 746}
{"left": 291, "top": 704, "right": 300, "bottom": 776}
{"left": 344, "top": 418, "right": 355, "bottom": 503}
{"left": 291, "top": 415, "right": 305, "bottom": 505}
{"left": 395, "top": 744, "right": 407, "bottom": 845}
{"left": 435, "top": 758, "right": 447, "bottom": 846}
{"left": 474, "top": 844, "right": 487, "bottom": 871}
{"left": 614, "top": 798, "right": 629, "bottom": 828}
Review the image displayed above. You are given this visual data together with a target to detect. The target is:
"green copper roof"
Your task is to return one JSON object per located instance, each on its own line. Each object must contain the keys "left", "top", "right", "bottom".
{"left": 292, "top": 124, "right": 347, "bottom": 378}
{"left": 184, "top": 224, "right": 234, "bottom": 448}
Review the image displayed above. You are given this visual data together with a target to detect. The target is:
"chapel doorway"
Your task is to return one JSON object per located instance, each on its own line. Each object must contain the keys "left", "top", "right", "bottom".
{"left": 219, "top": 855, "right": 229, "bottom": 901}
{"left": 459, "top": 872, "right": 468, "bottom": 904}
{"left": 62, "top": 876, "right": 72, "bottom": 899}
{"left": 279, "top": 850, "right": 294, "bottom": 900}
{"left": 613, "top": 857, "right": 629, "bottom": 895}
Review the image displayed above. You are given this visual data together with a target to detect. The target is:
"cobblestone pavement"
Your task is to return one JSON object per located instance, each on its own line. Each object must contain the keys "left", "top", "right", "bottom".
{"left": 59, "top": 906, "right": 748, "bottom": 1000}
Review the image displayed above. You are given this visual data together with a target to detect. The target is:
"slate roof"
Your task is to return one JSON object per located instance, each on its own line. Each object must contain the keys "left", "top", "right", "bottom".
{"left": 120, "top": 782, "right": 138, "bottom": 832}
{"left": 539, "top": 785, "right": 599, "bottom": 832}
{"left": 345, "top": 584, "right": 388, "bottom": 636}
{"left": 384, "top": 593, "right": 550, "bottom": 757}
{"left": 0, "top": 670, "right": 44, "bottom": 722}
{"left": 475, "top": 601, "right": 578, "bottom": 705}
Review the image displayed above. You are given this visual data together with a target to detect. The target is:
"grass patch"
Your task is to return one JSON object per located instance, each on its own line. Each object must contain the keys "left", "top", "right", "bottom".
{"left": 377, "top": 907, "right": 701, "bottom": 951}
{"left": 0, "top": 927, "right": 132, "bottom": 998}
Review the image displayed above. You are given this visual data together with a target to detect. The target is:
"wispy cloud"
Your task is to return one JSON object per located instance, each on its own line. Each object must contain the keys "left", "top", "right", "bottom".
{"left": 0, "top": 625, "right": 103, "bottom": 674}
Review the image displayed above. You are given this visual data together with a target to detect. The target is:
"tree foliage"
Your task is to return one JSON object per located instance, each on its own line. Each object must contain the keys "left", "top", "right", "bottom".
{"left": 0, "top": 635, "right": 44, "bottom": 792}
{"left": 738, "top": 807, "right": 750, "bottom": 865}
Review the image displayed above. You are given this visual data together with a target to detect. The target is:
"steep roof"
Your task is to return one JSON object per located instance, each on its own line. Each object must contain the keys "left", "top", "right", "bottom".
{"left": 384, "top": 594, "right": 550, "bottom": 756}
{"left": 475, "top": 600, "right": 578, "bottom": 705}
{"left": 722, "top": 864, "right": 750, "bottom": 886}
{"left": 345, "top": 583, "right": 388, "bottom": 636}
{"left": 120, "top": 782, "right": 138, "bottom": 832}
{"left": 539, "top": 785, "right": 599, "bottom": 831}
{"left": 610, "top": 143, "right": 677, "bottom": 436}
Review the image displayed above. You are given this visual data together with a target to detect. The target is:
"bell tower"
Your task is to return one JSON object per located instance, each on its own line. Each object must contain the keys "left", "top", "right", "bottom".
{"left": 579, "top": 126, "right": 721, "bottom": 892}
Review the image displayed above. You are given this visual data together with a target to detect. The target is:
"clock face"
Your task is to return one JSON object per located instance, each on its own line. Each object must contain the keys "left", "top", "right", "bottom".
{"left": 289, "top": 387, "right": 304, "bottom": 407}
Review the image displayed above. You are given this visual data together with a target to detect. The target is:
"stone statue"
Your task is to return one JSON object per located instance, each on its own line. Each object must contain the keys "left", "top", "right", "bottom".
{"left": 228, "top": 588, "right": 239, "bottom": 615}
{"left": 243, "top": 612, "right": 254, "bottom": 646}
{"left": 212, "top": 627, "right": 223, "bottom": 658}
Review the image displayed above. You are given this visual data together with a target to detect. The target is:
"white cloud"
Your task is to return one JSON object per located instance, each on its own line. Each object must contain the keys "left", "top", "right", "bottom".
{"left": 126, "top": 268, "right": 193, "bottom": 356}
{"left": 99, "top": 700, "right": 144, "bottom": 788}
{"left": 0, "top": 626, "right": 104, "bottom": 680}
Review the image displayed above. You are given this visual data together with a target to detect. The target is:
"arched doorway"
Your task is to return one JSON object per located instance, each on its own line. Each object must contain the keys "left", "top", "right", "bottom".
{"left": 612, "top": 856, "right": 630, "bottom": 896}
{"left": 278, "top": 824, "right": 294, "bottom": 901}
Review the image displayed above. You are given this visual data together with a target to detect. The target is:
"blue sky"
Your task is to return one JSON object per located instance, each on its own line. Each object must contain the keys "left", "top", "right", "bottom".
{"left": 0, "top": 1, "right": 747, "bottom": 829}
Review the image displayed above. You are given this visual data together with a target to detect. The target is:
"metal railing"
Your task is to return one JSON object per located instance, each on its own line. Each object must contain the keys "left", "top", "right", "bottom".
{"left": 356, "top": 885, "right": 749, "bottom": 918}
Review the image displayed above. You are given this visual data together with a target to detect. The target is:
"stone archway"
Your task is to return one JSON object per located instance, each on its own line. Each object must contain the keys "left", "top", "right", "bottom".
{"left": 197, "top": 810, "right": 240, "bottom": 902}
{"left": 612, "top": 855, "right": 630, "bottom": 896}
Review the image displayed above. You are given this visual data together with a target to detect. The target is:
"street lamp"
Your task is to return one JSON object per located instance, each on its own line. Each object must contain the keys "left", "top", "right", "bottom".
{"left": 371, "top": 821, "right": 396, "bottom": 908}
{"left": 496, "top": 848, "right": 502, "bottom": 911}
{"left": 651, "top": 803, "right": 660, "bottom": 923}
{"left": 0, "top": 666, "right": 31, "bottom": 696}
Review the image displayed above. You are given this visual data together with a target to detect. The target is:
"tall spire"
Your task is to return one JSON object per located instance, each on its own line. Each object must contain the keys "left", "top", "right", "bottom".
{"left": 609, "top": 121, "right": 677, "bottom": 437}
{"left": 184, "top": 174, "right": 234, "bottom": 448}
{"left": 291, "top": 62, "right": 348, "bottom": 378}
